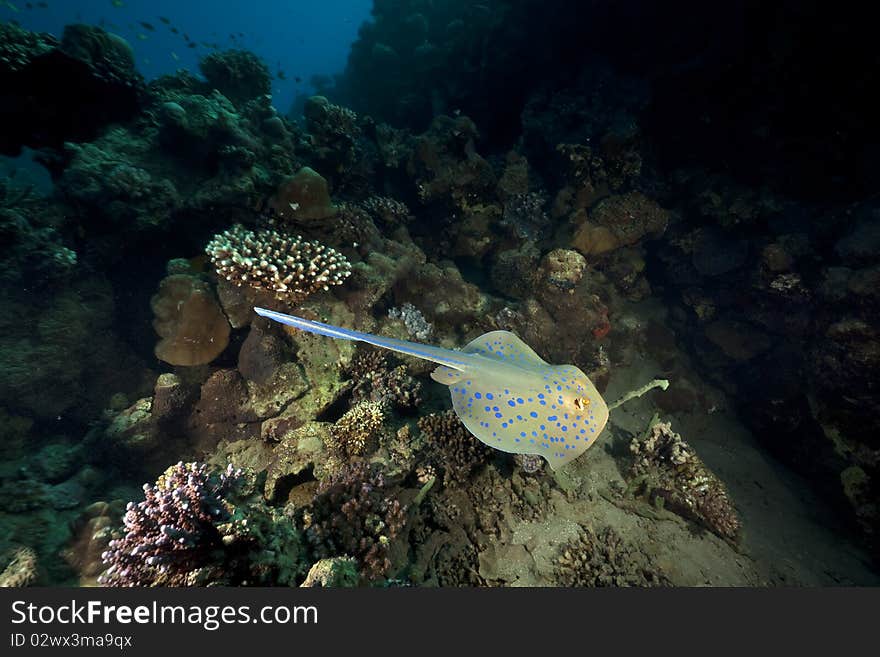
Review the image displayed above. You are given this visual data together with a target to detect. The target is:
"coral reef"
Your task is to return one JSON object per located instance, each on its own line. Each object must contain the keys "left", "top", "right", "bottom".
{"left": 418, "top": 410, "right": 493, "bottom": 486}
{"left": 305, "top": 462, "right": 406, "bottom": 581}
{"left": 100, "top": 462, "right": 303, "bottom": 586}
{"left": 199, "top": 49, "right": 271, "bottom": 106}
{"left": 554, "top": 526, "right": 667, "bottom": 587}
{"left": 0, "top": 546, "right": 39, "bottom": 588}
{"left": 628, "top": 418, "right": 741, "bottom": 543}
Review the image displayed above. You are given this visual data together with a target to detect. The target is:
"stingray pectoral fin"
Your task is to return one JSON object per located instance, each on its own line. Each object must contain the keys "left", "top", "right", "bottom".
{"left": 254, "top": 307, "right": 469, "bottom": 371}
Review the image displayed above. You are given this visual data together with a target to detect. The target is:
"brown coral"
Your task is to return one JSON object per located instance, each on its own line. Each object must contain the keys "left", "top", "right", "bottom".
{"left": 151, "top": 273, "right": 230, "bottom": 366}
{"left": 555, "top": 526, "right": 667, "bottom": 587}
{"left": 326, "top": 400, "right": 386, "bottom": 460}
{"left": 305, "top": 462, "right": 406, "bottom": 580}
{"left": 206, "top": 224, "right": 351, "bottom": 304}
{"left": 418, "top": 410, "right": 492, "bottom": 486}
{"left": 629, "top": 418, "right": 742, "bottom": 543}
{"left": 267, "top": 166, "right": 337, "bottom": 224}
{"left": 0, "top": 546, "right": 38, "bottom": 587}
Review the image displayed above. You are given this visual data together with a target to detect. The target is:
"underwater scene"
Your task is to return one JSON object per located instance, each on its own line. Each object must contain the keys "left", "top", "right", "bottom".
{"left": 0, "top": 0, "right": 878, "bottom": 588}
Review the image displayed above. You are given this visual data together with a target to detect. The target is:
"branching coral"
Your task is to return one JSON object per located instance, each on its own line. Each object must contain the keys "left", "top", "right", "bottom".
{"left": 206, "top": 224, "right": 351, "bottom": 304}
{"left": 0, "top": 546, "right": 38, "bottom": 587}
{"left": 99, "top": 462, "right": 304, "bottom": 587}
{"left": 555, "top": 526, "right": 667, "bottom": 587}
{"left": 418, "top": 410, "right": 492, "bottom": 486}
{"left": 305, "top": 462, "right": 406, "bottom": 581}
{"left": 628, "top": 417, "right": 741, "bottom": 543}
{"left": 347, "top": 349, "right": 422, "bottom": 412}
{"left": 326, "top": 400, "right": 386, "bottom": 460}
{"left": 99, "top": 462, "right": 243, "bottom": 586}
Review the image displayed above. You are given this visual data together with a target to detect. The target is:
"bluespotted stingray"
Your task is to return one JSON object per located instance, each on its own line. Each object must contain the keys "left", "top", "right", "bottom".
{"left": 254, "top": 307, "right": 615, "bottom": 471}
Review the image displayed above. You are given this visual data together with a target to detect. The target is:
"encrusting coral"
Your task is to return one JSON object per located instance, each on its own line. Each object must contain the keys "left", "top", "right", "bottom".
{"left": 206, "top": 224, "right": 351, "bottom": 304}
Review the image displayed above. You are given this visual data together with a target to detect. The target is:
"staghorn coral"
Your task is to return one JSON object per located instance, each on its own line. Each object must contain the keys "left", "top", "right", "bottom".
{"left": 555, "top": 526, "right": 667, "bottom": 587}
{"left": 305, "top": 461, "right": 406, "bottom": 581}
{"left": 628, "top": 418, "right": 741, "bottom": 543}
{"left": 418, "top": 410, "right": 492, "bottom": 486}
{"left": 206, "top": 224, "right": 351, "bottom": 304}
{"left": 0, "top": 546, "right": 38, "bottom": 587}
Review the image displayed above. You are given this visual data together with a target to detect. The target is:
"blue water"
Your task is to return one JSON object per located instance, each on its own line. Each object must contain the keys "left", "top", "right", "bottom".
{"left": 0, "top": 0, "right": 371, "bottom": 115}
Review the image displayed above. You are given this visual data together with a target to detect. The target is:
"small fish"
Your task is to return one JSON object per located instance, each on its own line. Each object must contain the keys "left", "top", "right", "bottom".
{"left": 254, "top": 308, "right": 610, "bottom": 470}
{"left": 139, "top": 21, "right": 154, "bottom": 31}
{"left": 277, "top": 69, "right": 286, "bottom": 80}
{"left": 170, "top": 51, "right": 179, "bottom": 61}
{"left": 158, "top": 16, "right": 170, "bottom": 24}
{"left": 38, "top": 1, "right": 48, "bottom": 7}
{"left": 170, "top": 27, "right": 179, "bottom": 34}
{"left": 136, "top": 33, "right": 148, "bottom": 41}
{"left": 186, "top": 42, "right": 196, "bottom": 49}
{"left": 110, "top": 0, "right": 124, "bottom": 7}
{"left": 295, "top": 76, "right": 302, "bottom": 83}
{"left": 3, "top": 1, "right": 20, "bottom": 12}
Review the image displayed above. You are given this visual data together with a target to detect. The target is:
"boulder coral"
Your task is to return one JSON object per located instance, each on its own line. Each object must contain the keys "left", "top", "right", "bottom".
{"left": 151, "top": 273, "right": 231, "bottom": 366}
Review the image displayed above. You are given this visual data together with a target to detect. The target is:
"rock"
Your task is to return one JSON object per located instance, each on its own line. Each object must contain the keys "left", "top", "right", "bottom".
{"left": 268, "top": 166, "right": 337, "bottom": 224}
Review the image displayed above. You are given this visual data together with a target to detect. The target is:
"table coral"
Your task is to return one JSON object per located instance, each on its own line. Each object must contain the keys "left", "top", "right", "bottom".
{"left": 206, "top": 224, "right": 351, "bottom": 304}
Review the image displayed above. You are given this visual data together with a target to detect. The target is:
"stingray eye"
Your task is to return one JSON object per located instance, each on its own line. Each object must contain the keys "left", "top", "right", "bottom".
{"left": 573, "top": 398, "right": 583, "bottom": 410}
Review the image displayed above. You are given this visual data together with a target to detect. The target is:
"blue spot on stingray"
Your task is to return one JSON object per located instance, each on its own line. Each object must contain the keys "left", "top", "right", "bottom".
{"left": 540, "top": 424, "right": 546, "bottom": 430}
{"left": 493, "top": 406, "right": 499, "bottom": 411}
{"left": 547, "top": 415, "right": 558, "bottom": 421}
{"left": 516, "top": 415, "right": 523, "bottom": 420}
{"left": 520, "top": 432, "right": 526, "bottom": 437}
{"left": 561, "top": 426, "right": 568, "bottom": 432}
{"left": 557, "top": 386, "right": 562, "bottom": 391}
{"left": 485, "top": 406, "right": 491, "bottom": 412}
{"left": 486, "top": 393, "right": 494, "bottom": 400}
{"left": 502, "top": 422, "right": 508, "bottom": 428}
{"left": 538, "top": 393, "right": 545, "bottom": 399}
{"left": 508, "top": 400, "right": 516, "bottom": 407}
{"left": 539, "top": 400, "right": 547, "bottom": 406}
{"left": 474, "top": 392, "right": 482, "bottom": 399}
{"left": 495, "top": 413, "right": 502, "bottom": 418}
{"left": 516, "top": 397, "right": 524, "bottom": 404}
{"left": 504, "top": 389, "right": 510, "bottom": 395}
{"left": 580, "top": 429, "right": 586, "bottom": 434}
{"left": 530, "top": 411, "right": 538, "bottom": 418}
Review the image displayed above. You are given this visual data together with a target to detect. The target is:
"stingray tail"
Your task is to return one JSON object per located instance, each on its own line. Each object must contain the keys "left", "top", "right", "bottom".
{"left": 254, "top": 307, "right": 469, "bottom": 371}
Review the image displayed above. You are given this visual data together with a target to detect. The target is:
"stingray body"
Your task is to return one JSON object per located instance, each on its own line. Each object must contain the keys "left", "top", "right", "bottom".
{"left": 254, "top": 307, "right": 609, "bottom": 470}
